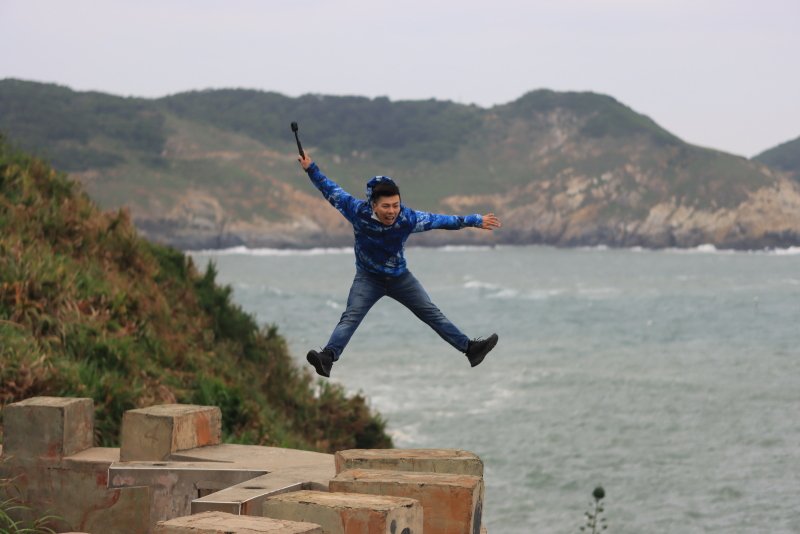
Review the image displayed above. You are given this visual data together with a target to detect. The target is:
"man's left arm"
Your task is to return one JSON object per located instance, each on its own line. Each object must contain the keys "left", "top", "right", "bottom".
{"left": 412, "top": 211, "right": 501, "bottom": 232}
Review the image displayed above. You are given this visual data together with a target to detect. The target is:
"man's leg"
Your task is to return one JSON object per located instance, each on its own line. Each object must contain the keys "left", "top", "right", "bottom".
{"left": 388, "top": 271, "right": 470, "bottom": 353}
{"left": 324, "top": 271, "right": 384, "bottom": 360}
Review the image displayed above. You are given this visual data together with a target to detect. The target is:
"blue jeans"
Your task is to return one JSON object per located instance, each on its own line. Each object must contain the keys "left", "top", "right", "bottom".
{"left": 325, "top": 270, "right": 470, "bottom": 360}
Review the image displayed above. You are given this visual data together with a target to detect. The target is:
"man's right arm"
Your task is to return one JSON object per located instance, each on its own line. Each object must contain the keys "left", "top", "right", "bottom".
{"left": 300, "top": 155, "right": 361, "bottom": 221}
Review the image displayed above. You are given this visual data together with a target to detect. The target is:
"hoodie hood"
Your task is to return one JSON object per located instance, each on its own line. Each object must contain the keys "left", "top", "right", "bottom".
{"left": 365, "top": 175, "right": 397, "bottom": 203}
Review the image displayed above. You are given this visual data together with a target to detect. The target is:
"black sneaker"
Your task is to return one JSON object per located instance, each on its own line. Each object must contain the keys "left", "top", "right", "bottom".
{"left": 466, "top": 333, "right": 498, "bottom": 367}
{"left": 306, "top": 348, "right": 334, "bottom": 377}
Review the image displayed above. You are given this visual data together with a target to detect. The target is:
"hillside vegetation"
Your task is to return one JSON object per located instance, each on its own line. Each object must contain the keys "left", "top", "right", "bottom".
{"left": 0, "top": 136, "right": 391, "bottom": 451}
{"left": 1, "top": 79, "right": 799, "bottom": 249}
{"left": 755, "top": 135, "right": 800, "bottom": 178}
{"left": 0, "top": 79, "right": 165, "bottom": 172}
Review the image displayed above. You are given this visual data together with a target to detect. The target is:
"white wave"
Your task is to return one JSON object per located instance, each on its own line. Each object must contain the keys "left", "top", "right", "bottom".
{"left": 463, "top": 280, "right": 502, "bottom": 291}
{"left": 663, "top": 244, "right": 733, "bottom": 255}
{"left": 191, "top": 243, "right": 800, "bottom": 257}
{"left": 325, "top": 300, "right": 342, "bottom": 310}
{"left": 266, "top": 286, "right": 285, "bottom": 296}
{"left": 387, "top": 424, "right": 421, "bottom": 447}
{"left": 489, "top": 288, "right": 520, "bottom": 299}
{"left": 577, "top": 286, "right": 620, "bottom": 298}
{"left": 524, "top": 288, "right": 565, "bottom": 300}
{"left": 432, "top": 245, "right": 496, "bottom": 252}
{"left": 695, "top": 243, "right": 718, "bottom": 253}
{"left": 189, "top": 246, "right": 354, "bottom": 256}
{"left": 664, "top": 244, "right": 800, "bottom": 256}
{"left": 771, "top": 247, "right": 800, "bottom": 256}
{"left": 463, "top": 278, "right": 520, "bottom": 299}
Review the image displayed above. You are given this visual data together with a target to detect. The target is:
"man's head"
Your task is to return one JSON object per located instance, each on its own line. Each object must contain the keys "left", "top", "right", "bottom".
{"left": 370, "top": 180, "right": 401, "bottom": 226}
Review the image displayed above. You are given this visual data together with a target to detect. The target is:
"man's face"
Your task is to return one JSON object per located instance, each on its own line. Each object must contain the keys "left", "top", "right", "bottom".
{"left": 372, "top": 194, "right": 400, "bottom": 226}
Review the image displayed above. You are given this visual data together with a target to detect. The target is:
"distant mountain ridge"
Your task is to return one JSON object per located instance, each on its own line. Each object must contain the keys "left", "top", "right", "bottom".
{"left": 2, "top": 78, "right": 799, "bottom": 249}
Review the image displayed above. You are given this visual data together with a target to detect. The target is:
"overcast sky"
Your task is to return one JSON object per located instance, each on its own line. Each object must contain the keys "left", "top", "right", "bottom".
{"left": 2, "top": 0, "right": 798, "bottom": 157}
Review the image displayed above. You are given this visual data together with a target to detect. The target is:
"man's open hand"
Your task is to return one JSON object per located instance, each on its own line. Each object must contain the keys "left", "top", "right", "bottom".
{"left": 481, "top": 213, "right": 501, "bottom": 230}
{"left": 298, "top": 153, "right": 313, "bottom": 170}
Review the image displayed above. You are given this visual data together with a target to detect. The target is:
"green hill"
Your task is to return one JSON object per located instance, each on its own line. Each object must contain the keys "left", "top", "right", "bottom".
{"left": 1, "top": 78, "right": 799, "bottom": 249}
{"left": 754, "top": 135, "right": 800, "bottom": 178}
{"left": 0, "top": 136, "right": 391, "bottom": 451}
{"left": 0, "top": 79, "right": 165, "bottom": 172}
{"left": 160, "top": 89, "right": 483, "bottom": 163}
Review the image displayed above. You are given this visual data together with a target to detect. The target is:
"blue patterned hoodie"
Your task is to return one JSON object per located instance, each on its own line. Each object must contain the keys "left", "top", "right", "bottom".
{"left": 306, "top": 162, "right": 483, "bottom": 277}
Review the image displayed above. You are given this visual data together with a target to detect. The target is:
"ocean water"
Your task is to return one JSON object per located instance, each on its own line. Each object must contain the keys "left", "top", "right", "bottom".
{"left": 190, "top": 245, "right": 800, "bottom": 533}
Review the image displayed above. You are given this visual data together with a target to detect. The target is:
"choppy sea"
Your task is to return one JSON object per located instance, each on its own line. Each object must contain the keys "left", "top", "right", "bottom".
{"left": 190, "top": 245, "right": 800, "bottom": 534}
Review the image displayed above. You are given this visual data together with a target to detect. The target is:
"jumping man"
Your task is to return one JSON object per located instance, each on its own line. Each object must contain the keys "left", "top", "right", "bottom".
{"left": 299, "top": 153, "right": 501, "bottom": 377}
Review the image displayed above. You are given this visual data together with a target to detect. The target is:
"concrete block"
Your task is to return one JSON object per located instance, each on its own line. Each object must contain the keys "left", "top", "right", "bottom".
{"left": 263, "top": 490, "right": 422, "bottom": 534}
{"left": 0, "top": 446, "right": 150, "bottom": 533}
{"left": 172, "top": 444, "right": 334, "bottom": 472}
{"left": 335, "top": 449, "right": 483, "bottom": 477}
{"left": 183, "top": 445, "right": 334, "bottom": 516}
{"left": 330, "top": 469, "right": 483, "bottom": 534}
{"left": 120, "top": 404, "right": 222, "bottom": 461}
{"left": 191, "top": 467, "right": 329, "bottom": 516}
{"left": 155, "top": 511, "right": 323, "bottom": 533}
{"left": 110, "top": 460, "right": 267, "bottom": 527}
{"left": 1, "top": 396, "right": 93, "bottom": 459}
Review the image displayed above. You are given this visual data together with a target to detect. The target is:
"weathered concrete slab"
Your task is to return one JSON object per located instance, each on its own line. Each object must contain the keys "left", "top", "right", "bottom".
{"left": 330, "top": 469, "right": 484, "bottom": 534}
{"left": 3, "top": 398, "right": 490, "bottom": 534}
{"left": 191, "top": 465, "right": 333, "bottom": 516}
{"left": 62, "top": 446, "right": 121, "bottom": 466}
{"left": 155, "top": 511, "right": 323, "bottom": 533}
{"left": 121, "top": 404, "right": 222, "bottom": 461}
{"left": 0, "top": 449, "right": 150, "bottom": 533}
{"left": 111, "top": 444, "right": 334, "bottom": 523}
{"left": 263, "top": 490, "right": 422, "bottom": 534}
{"left": 1, "top": 398, "right": 149, "bottom": 533}
{"left": 109, "top": 460, "right": 267, "bottom": 528}
{"left": 172, "top": 444, "right": 334, "bottom": 471}
{"left": 335, "top": 449, "right": 484, "bottom": 477}
{"left": 172, "top": 444, "right": 334, "bottom": 516}
{"left": 2, "top": 396, "right": 93, "bottom": 459}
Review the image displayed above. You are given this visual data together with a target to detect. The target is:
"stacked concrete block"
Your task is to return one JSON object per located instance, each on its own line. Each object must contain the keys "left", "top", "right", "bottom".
{"left": 109, "top": 460, "right": 269, "bottom": 528}
{"left": 334, "top": 449, "right": 483, "bottom": 477}
{"left": 178, "top": 445, "right": 335, "bottom": 516}
{"left": 2, "top": 398, "right": 490, "bottom": 533}
{"left": 0, "top": 397, "right": 150, "bottom": 533}
{"left": 155, "top": 511, "right": 323, "bottom": 533}
{"left": 113, "top": 403, "right": 265, "bottom": 529}
{"left": 263, "top": 490, "right": 422, "bottom": 534}
{"left": 330, "top": 469, "right": 483, "bottom": 534}
{"left": 1, "top": 396, "right": 94, "bottom": 460}
{"left": 112, "top": 446, "right": 335, "bottom": 522}
{"left": 120, "top": 404, "right": 222, "bottom": 461}
{"left": 332, "top": 448, "right": 487, "bottom": 533}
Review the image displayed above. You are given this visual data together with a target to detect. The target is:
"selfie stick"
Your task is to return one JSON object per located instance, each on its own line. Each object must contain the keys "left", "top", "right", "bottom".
{"left": 290, "top": 122, "right": 305, "bottom": 158}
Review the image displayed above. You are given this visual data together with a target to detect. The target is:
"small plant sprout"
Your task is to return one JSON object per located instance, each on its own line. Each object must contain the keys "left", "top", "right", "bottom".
{"left": 580, "top": 486, "right": 608, "bottom": 533}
